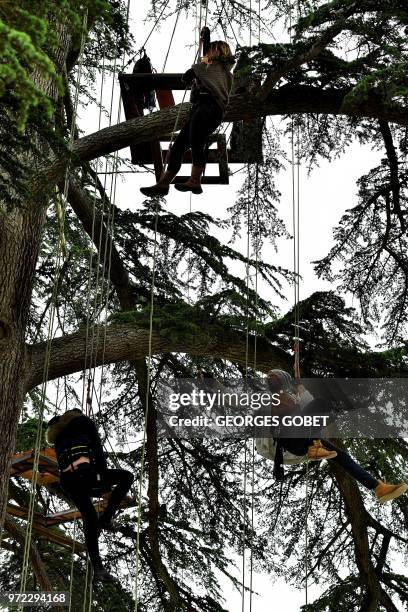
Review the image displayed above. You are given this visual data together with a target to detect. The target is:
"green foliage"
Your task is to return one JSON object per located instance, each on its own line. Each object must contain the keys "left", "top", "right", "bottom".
{"left": 3, "top": 1, "right": 408, "bottom": 610}
{"left": 15, "top": 417, "right": 46, "bottom": 452}
{"left": 0, "top": 0, "right": 119, "bottom": 127}
{"left": 109, "top": 302, "right": 219, "bottom": 345}
{"left": 0, "top": 7, "right": 56, "bottom": 130}
{"left": 342, "top": 62, "right": 408, "bottom": 112}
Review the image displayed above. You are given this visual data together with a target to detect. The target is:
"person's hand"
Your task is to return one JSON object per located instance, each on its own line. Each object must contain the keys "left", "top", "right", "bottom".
{"left": 200, "top": 26, "right": 210, "bottom": 39}
{"left": 273, "top": 392, "right": 297, "bottom": 416}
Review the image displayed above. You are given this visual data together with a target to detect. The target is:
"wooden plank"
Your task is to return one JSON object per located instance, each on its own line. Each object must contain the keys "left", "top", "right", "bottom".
{"left": 175, "top": 176, "right": 231, "bottom": 185}
{"left": 215, "top": 133, "right": 229, "bottom": 184}
{"left": 17, "top": 471, "right": 59, "bottom": 486}
{"left": 7, "top": 503, "right": 48, "bottom": 527}
{"left": 156, "top": 90, "right": 175, "bottom": 109}
{"left": 11, "top": 449, "right": 59, "bottom": 486}
{"left": 119, "top": 73, "right": 184, "bottom": 91}
{"left": 12, "top": 448, "right": 58, "bottom": 471}
{"left": 45, "top": 495, "right": 136, "bottom": 526}
{"left": 3, "top": 508, "right": 86, "bottom": 553}
{"left": 31, "top": 524, "right": 86, "bottom": 553}
{"left": 137, "top": 149, "right": 248, "bottom": 165}
{"left": 118, "top": 74, "right": 156, "bottom": 164}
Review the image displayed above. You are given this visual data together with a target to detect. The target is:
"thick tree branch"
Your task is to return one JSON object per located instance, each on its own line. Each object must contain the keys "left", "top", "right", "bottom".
{"left": 40, "top": 85, "right": 408, "bottom": 189}
{"left": 24, "top": 323, "right": 291, "bottom": 391}
{"left": 328, "top": 448, "right": 382, "bottom": 611}
{"left": 65, "top": 177, "right": 132, "bottom": 304}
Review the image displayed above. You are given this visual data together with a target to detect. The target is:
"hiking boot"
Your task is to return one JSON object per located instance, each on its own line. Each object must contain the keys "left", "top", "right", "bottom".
{"left": 307, "top": 440, "right": 337, "bottom": 462}
{"left": 375, "top": 481, "right": 408, "bottom": 503}
{"left": 92, "top": 564, "right": 115, "bottom": 583}
{"left": 175, "top": 165, "right": 204, "bottom": 195}
{"left": 140, "top": 170, "right": 177, "bottom": 197}
{"left": 140, "top": 184, "right": 170, "bottom": 197}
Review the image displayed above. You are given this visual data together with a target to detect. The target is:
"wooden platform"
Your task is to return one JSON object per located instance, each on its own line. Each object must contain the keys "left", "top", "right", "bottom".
{"left": 8, "top": 448, "right": 135, "bottom": 548}
{"left": 118, "top": 71, "right": 263, "bottom": 182}
{"left": 5, "top": 503, "right": 86, "bottom": 553}
{"left": 7, "top": 494, "right": 134, "bottom": 527}
{"left": 11, "top": 448, "right": 60, "bottom": 486}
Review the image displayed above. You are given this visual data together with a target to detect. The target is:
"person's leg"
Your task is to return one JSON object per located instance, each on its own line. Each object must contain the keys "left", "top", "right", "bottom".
{"left": 321, "top": 439, "right": 378, "bottom": 489}
{"left": 140, "top": 122, "right": 190, "bottom": 196}
{"left": 175, "top": 100, "right": 222, "bottom": 194}
{"left": 98, "top": 469, "right": 134, "bottom": 527}
{"left": 321, "top": 439, "right": 408, "bottom": 502}
{"left": 189, "top": 102, "right": 222, "bottom": 165}
{"left": 167, "top": 124, "right": 190, "bottom": 175}
{"left": 60, "top": 467, "right": 115, "bottom": 582}
{"left": 60, "top": 471, "right": 102, "bottom": 567}
{"left": 279, "top": 398, "right": 336, "bottom": 461}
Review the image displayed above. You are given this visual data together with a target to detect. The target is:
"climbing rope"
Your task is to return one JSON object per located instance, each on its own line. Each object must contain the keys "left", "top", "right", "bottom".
{"left": 122, "top": 0, "right": 172, "bottom": 71}
{"left": 288, "top": 1, "right": 309, "bottom": 605}
{"left": 133, "top": 199, "right": 159, "bottom": 611}
{"left": 162, "top": 0, "right": 182, "bottom": 71}
{"left": 133, "top": 3, "right": 209, "bottom": 607}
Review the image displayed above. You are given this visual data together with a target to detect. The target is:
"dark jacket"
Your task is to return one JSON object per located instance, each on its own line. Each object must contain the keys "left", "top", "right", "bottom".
{"left": 46, "top": 410, "right": 107, "bottom": 473}
{"left": 183, "top": 61, "right": 233, "bottom": 112}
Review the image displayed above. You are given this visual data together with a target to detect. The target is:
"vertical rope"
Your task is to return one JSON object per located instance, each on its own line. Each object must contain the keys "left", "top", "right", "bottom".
{"left": 67, "top": 519, "right": 77, "bottom": 612}
{"left": 133, "top": 3, "right": 205, "bottom": 607}
{"left": 133, "top": 200, "right": 159, "bottom": 611}
{"left": 289, "top": 0, "right": 307, "bottom": 605}
{"left": 162, "top": 0, "right": 182, "bottom": 71}
{"left": 305, "top": 457, "right": 310, "bottom": 606}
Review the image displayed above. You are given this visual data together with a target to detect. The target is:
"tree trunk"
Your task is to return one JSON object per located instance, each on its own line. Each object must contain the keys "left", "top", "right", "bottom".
{"left": 0, "top": 201, "right": 48, "bottom": 533}
{"left": 0, "top": 19, "right": 72, "bottom": 537}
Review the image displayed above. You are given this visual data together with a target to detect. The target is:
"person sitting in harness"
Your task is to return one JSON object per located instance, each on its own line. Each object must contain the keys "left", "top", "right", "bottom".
{"left": 140, "top": 26, "right": 234, "bottom": 197}
{"left": 46, "top": 409, "right": 134, "bottom": 582}
{"left": 256, "top": 370, "right": 408, "bottom": 503}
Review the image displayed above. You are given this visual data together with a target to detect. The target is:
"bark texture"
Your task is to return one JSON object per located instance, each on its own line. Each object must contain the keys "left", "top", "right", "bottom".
{"left": 0, "top": 20, "right": 72, "bottom": 539}
{"left": 41, "top": 85, "right": 408, "bottom": 189}
{"left": 25, "top": 323, "right": 290, "bottom": 391}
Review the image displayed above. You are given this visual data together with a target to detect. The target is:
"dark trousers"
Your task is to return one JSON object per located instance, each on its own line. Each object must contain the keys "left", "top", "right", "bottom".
{"left": 282, "top": 437, "right": 378, "bottom": 490}
{"left": 167, "top": 98, "right": 223, "bottom": 172}
{"left": 60, "top": 465, "right": 134, "bottom": 567}
{"left": 279, "top": 398, "right": 377, "bottom": 490}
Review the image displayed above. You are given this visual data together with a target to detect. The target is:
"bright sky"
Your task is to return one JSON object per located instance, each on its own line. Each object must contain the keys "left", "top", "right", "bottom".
{"left": 79, "top": 2, "right": 387, "bottom": 609}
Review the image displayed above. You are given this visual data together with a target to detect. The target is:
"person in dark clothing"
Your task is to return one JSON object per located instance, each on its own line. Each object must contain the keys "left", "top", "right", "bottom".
{"left": 46, "top": 409, "right": 134, "bottom": 582}
{"left": 140, "top": 27, "right": 234, "bottom": 197}
{"left": 259, "top": 370, "right": 408, "bottom": 503}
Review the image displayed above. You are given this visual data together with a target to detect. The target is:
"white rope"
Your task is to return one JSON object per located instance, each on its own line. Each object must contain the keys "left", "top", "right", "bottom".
{"left": 133, "top": 3, "right": 208, "bottom": 607}
{"left": 133, "top": 200, "right": 159, "bottom": 611}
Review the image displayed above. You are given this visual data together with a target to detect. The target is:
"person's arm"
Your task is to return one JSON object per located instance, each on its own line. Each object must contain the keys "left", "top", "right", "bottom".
{"left": 272, "top": 391, "right": 297, "bottom": 416}
{"left": 182, "top": 68, "right": 195, "bottom": 85}
{"left": 200, "top": 26, "right": 211, "bottom": 56}
{"left": 297, "top": 386, "right": 314, "bottom": 405}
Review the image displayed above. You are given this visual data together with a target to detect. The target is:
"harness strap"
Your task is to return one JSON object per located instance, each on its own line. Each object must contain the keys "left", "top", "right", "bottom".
{"left": 58, "top": 443, "right": 96, "bottom": 472}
